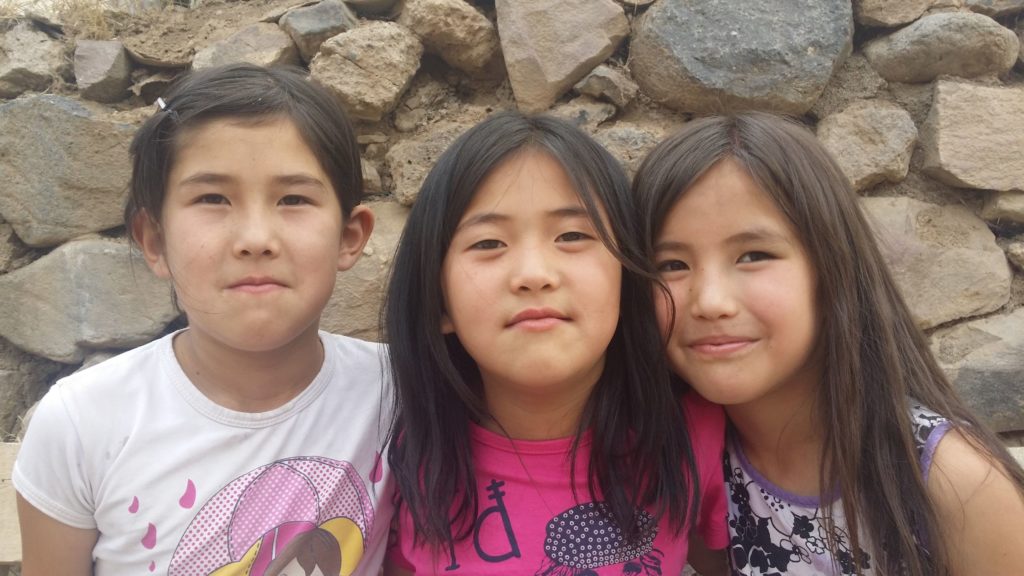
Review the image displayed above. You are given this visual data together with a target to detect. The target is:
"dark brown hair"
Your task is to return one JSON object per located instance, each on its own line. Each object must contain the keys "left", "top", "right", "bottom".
{"left": 632, "top": 112, "right": 1024, "bottom": 575}
{"left": 125, "top": 63, "right": 363, "bottom": 228}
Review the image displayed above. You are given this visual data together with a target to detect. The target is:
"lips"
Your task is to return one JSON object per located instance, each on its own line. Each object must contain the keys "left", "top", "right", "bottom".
{"left": 228, "top": 276, "right": 286, "bottom": 293}
{"left": 687, "top": 334, "right": 756, "bottom": 356}
{"left": 507, "top": 307, "right": 569, "bottom": 330}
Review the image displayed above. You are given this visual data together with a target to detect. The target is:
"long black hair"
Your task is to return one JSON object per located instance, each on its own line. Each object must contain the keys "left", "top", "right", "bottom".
{"left": 384, "top": 111, "right": 700, "bottom": 549}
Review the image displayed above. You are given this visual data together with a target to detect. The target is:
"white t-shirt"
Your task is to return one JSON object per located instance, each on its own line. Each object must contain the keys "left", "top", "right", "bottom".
{"left": 14, "top": 330, "right": 394, "bottom": 576}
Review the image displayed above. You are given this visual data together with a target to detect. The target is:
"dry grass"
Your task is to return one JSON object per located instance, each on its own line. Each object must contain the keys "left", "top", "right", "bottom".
{"left": 53, "top": 0, "right": 115, "bottom": 39}
{"left": 0, "top": 0, "right": 27, "bottom": 20}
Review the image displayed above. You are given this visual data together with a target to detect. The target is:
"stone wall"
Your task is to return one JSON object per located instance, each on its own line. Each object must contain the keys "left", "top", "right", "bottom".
{"left": 0, "top": 0, "right": 1023, "bottom": 563}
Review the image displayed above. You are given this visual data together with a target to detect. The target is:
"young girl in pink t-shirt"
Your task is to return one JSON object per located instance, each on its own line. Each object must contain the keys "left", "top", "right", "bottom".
{"left": 382, "top": 112, "right": 728, "bottom": 575}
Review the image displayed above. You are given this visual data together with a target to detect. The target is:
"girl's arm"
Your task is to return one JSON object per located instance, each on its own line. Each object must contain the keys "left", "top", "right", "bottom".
{"left": 928, "top": 430, "right": 1024, "bottom": 575}
{"left": 17, "top": 494, "right": 97, "bottom": 576}
{"left": 686, "top": 531, "right": 727, "bottom": 576}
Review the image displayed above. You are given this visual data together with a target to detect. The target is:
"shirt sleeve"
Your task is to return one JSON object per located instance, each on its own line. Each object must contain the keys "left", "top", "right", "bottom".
{"left": 12, "top": 383, "right": 98, "bottom": 529}
{"left": 682, "top": 391, "right": 729, "bottom": 550}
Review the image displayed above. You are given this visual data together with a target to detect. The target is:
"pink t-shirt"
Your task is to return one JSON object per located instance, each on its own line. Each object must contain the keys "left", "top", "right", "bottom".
{"left": 389, "top": 391, "right": 727, "bottom": 574}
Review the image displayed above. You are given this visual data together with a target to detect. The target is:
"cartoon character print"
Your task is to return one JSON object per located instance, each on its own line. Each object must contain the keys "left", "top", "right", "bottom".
{"left": 169, "top": 456, "right": 375, "bottom": 576}
{"left": 536, "top": 502, "right": 663, "bottom": 576}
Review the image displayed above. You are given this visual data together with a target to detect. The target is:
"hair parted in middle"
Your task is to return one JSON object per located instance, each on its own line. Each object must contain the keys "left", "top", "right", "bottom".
{"left": 631, "top": 111, "right": 1024, "bottom": 576}
{"left": 383, "top": 111, "right": 700, "bottom": 550}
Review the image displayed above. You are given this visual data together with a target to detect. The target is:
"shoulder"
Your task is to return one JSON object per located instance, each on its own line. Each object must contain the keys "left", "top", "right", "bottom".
{"left": 928, "top": 429, "right": 1024, "bottom": 574}
{"left": 322, "top": 332, "right": 387, "bottom": 367}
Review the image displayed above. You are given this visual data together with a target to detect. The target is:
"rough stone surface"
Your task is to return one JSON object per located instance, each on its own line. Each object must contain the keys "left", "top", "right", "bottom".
{"left": 0, "top": 238, "right": 179, "bottom": 364}
{"left": 854, "top": 0, "right": 931, "bottom": 27}
{"left": 310, "top": 22, "right": 423, "bottom": 122}
{"left": 399, "top": 0, "right": 503, "bottom": 78}
{"left": 817, "top": 100, "right": 918, "bottom": 191}
{"left": 965, "top": 0, "right": 1024, "bottom": 16}
{"left": 496, "top": 0, "right": 628, "bottom": 112}
{"left": 981, "top": 192, "right": 1024, "bottom": 225}
{"left": 573, "top": 64, "right": 638, "bottom": 109}
{"left": 0, "top": 96, "right": 134, "bottom": 247}
{"left": 0, "top": 21, "right": 65, "bottom": 99}
{"left": 631, "top": 0, "right": 853, "bottom": 115}
{"left": 74, "top": 40, "right": 132, "bottom": 103}
{"left": 930, "top": 308, "right": 1024, "bottom": 432}
{"left": 862, "top": 197, "right": 1011, "bottom": 329}
{"left": 809, "top": 54, "right": 887, "bottom": 120}
{"left": 321, "top": 201, "right": 409, "bottom": 340}
{"left": 1019, "top": 20, "right": 1024, "bottom": 65}
{"left": 279, "top": 0, "right": 357, "bottom": 62}
{"left": 1007, "top": 241, "right": 1024, "bottom": 271}
{"left": 863, "top": 12, "right": 1019, "bottom": 83}
{"left": 593, "top": 123, "right": 668, "bottom": 177}
{"left": 386, "top": 122, "right": 469, "bottom": 205}
{"left": 0, "top": 222, "right": 35, "bottom": 274}
{"left": 362, "top": 160, "right": 382, "bottom": 194}
{"left": 131, "top": 70, "right": 179, "bottom": 104}
{"left": 344, "top": 0, "right": 401, "bottom": 16}
{"left": 0, "top": 337, "right": 61, "bottom": 441}
{"left": 920, "top": 81, "right": 1024, "bottom": 192}
{"left": 192, "top": 23, "right": 300, "bottom": 69}
{"left": 549, "top": 96, "right": 617, "bottom": 133}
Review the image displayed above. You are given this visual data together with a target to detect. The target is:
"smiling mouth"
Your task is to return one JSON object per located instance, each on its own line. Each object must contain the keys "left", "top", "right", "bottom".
{"left": 229, "top": 278, "right": 285, "bottom": 293}
{"left": 688, "top": 337, "right": 756, "bottom": 356}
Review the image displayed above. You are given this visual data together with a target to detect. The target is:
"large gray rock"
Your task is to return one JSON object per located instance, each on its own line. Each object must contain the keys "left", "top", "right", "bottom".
{"left": 630, "top": 0, "right": 852, "bottom": 115}
{"left": 920, "top": 81, "right": 1024, "bottom": 192}
{"left": 1018, "top": 19, "right": 1024, "bottom": 65}
{"left": 817, "top": 100, "right": 917, "bottom": 192}
{"left": 385, "top": 122, "right": 468, "bottom": 205}
{"left": 809, "top": 54, "right": 886, "bottom": 120}
{"left": 0, "top": 222, "right": 34, "bottom": 275}
{"left": 399, "top": 0, "right": 503, "bottom": 78}
{"left": 854, "top": 0, "right": 931, "bottom": 27}
{"left": 192, "top": 23, "right": 300, "bottom": 69}
{"left": 0, "top": 238, "right": 179, "bottom": 364}
{"left": 344, "top": 0, "right": 401, "bottom": 16}
{"left": 930, "top": 308, "right": 1024, "bottom": 432}
{"left": 980, "top": 192, "right": 1024, "bottom": 225}
{"left": 0, "top": 336, "right": 62, "bottom": 441}
{"left": 321, "top": 201, "right": 408, "bottom": 341}
{"left": 862, "top": 197, "right": 1011, "bottom": 330}
{"left": 310, "top": 22, "right": 423, "bottom": 122}
{"left": 0, "top": 96, "right": 133, "bottom": 247}
{"left": 279, "top": 0, "right": 357, "bottom": 62}
{"left": 495, "top": 0, "right": 628, "bottom": 113}
{"left": 573, "top": 64, "right": 638, "bottom": 109}
{"left": 863, "top": 12, "right": 1019, "bottom": 83}
{"left": 965, "top": 0, "right": 1024, "bottom": 16}
{"left": 0, "top": 21, "right": 65, "bottom": 98}
{"left": 74, "top": 40, "right": 132, "bottom": 103}
{"left": 1007, "top": 242, "right": 1024, "bottom": 271}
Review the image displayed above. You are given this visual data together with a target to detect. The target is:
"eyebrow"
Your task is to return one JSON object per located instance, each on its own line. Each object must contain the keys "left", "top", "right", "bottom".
{"left": 176, "top": 172, "right": 328, "bottom": 190}
{"left": 457, "top": 205, "right": 591, "bottom": 230}
{"left": 654, "top": 227, "right": 792, "bottom": 251}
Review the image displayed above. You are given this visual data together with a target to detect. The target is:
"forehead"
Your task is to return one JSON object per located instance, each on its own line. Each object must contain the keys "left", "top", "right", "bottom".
{"left": 462, "top": 150, "right": 587, "bottom": 217}
{"left": 660, "top": 159, "right": 797, "bottom": 240}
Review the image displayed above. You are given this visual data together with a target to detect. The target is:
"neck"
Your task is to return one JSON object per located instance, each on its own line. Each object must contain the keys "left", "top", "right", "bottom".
{"left": 173, "top": 327, "right": 324, "bottom": 413}
{"left": 482, "top": 378, "right": 596, "bottom": 441}
{"left": 727, "top": 374, "right": 824, "bottom": 497}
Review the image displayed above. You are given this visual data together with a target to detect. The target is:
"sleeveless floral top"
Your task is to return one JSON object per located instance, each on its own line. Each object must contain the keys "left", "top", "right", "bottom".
{"left": 724, "top": 403, "right": 950, "bottom": 575}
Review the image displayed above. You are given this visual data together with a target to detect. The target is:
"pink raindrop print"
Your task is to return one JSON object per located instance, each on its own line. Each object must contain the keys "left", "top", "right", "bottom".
{"left": 149, "top": 561, "right": 156, "bottom": 572}
{"left": 370, "top": 451, "right": 383, "bottom": 483}
{"left": 179, "top": 479, "right": 196, "bottom": 509}
{"left": 128, "top": 496, "right": 139, "bottom": 514}
{"left": 141, "top": 523, "right": 157, "bottom": 549}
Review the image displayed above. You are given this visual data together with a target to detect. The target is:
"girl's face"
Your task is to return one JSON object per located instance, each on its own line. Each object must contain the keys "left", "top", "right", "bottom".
{"left": 653, "top": 158, "right": 819, "bottom": 410}
{"left": 134, "top": 117, "right": 369, "bottom": 358}
{"left": 441, "top": 150, "right": 622, "bottom": 408}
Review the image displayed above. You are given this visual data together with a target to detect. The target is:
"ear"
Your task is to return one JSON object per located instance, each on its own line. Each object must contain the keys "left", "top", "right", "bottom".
{"left": 131, "top": 210, "right": 171, "bottom": 279}
{"left": 337, "top": 205, "right": 375, "bottom": 272}
{"left": 440, "top": 312, "right": 455, "bottom": 334}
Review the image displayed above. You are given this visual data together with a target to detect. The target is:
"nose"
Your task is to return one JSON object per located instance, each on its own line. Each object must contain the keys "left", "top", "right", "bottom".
{"left": 688, "top": 266, "right": 739, "bottom": 320}
{"left": 232, "top": 206, "right": 280, "bottom": 258}
{"left": 510, "top": 245, "right": 559, "bottom": 292}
